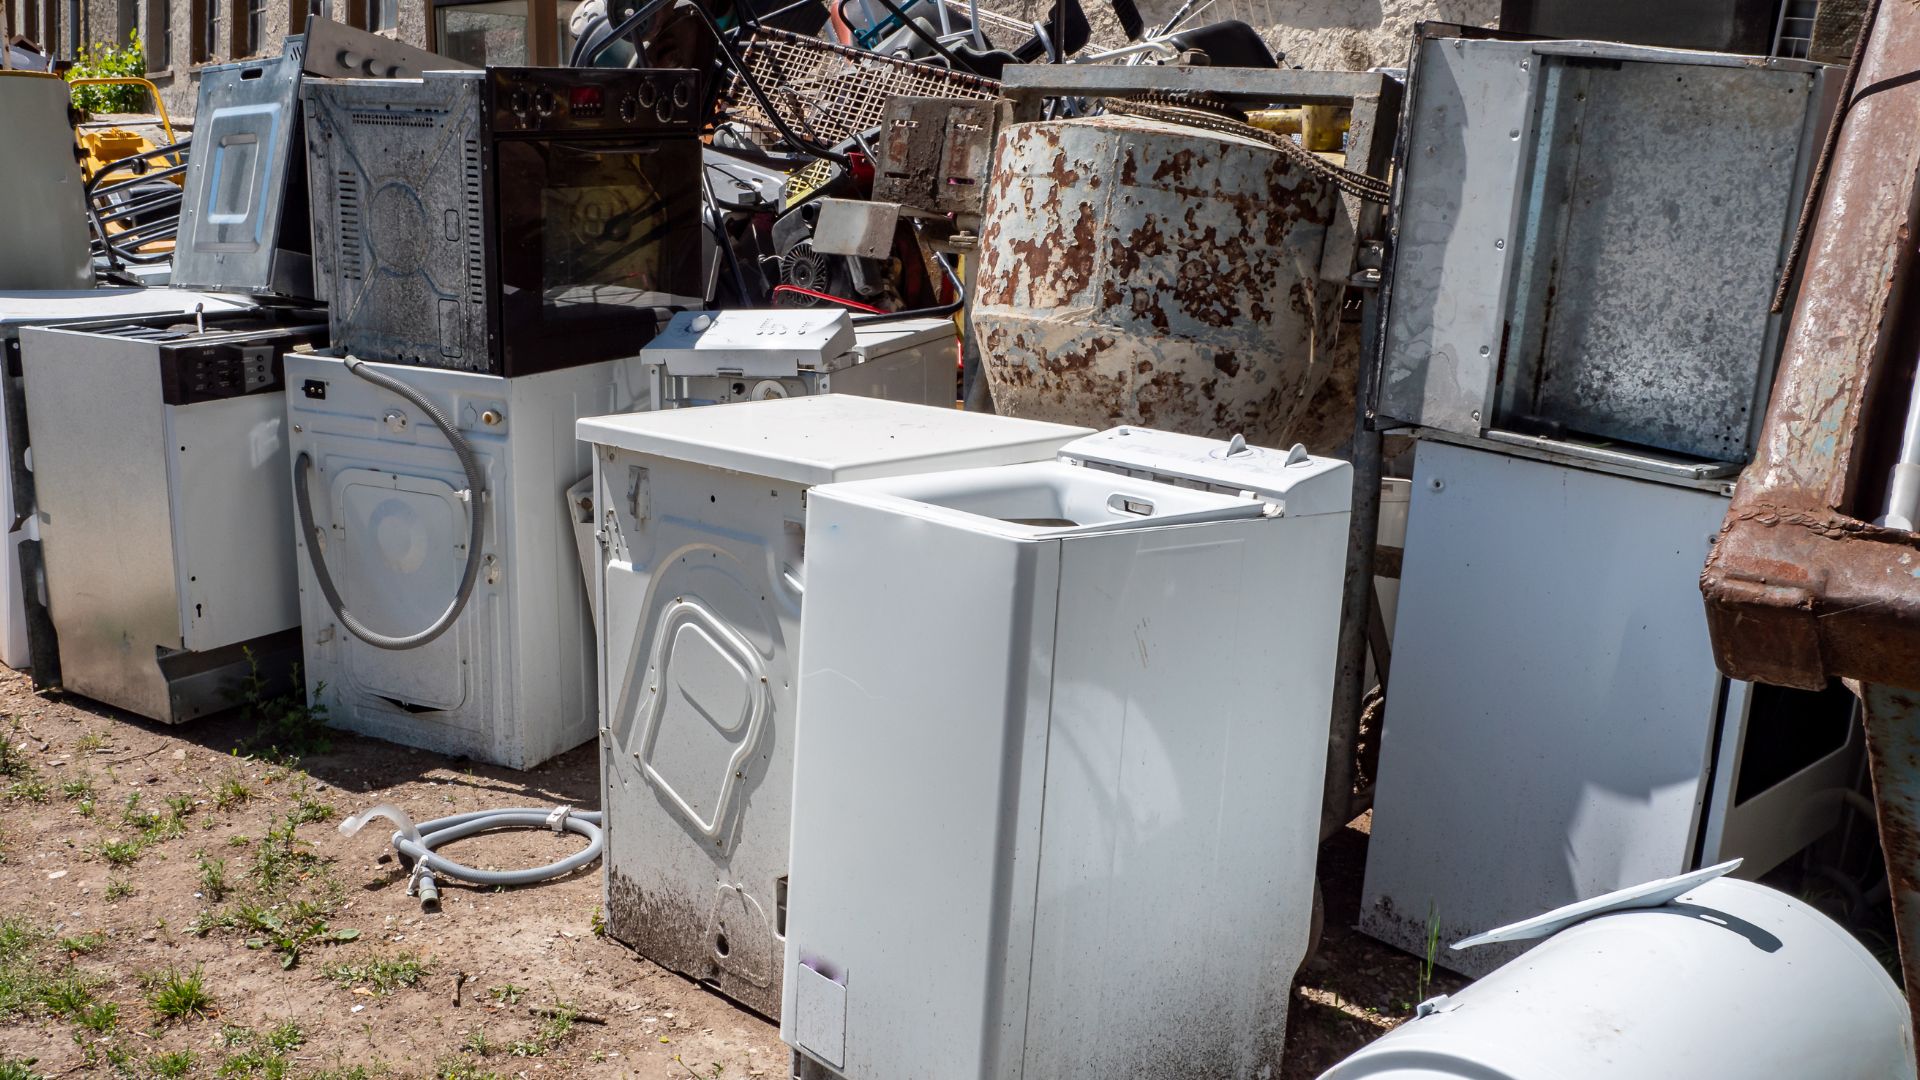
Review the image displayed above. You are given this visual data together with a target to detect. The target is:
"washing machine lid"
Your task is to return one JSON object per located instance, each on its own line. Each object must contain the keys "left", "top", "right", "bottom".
{"left": 643, "top": 309, "right": 856, "bottom": 377}
{"left": 850, "top": 317, "right": 956, "bottom": 361}
{"left": 1061, "top": 427, "right": 1353, "bottom": 517}
{"left": 576, "top": 394, "right": 1093, "bottom": 486}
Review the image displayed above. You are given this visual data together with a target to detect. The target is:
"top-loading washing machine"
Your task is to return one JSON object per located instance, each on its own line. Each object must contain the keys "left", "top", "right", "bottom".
{"left": 781, "top": 428, "right": 1352, "bottom": 1080}
{"left": 577, "top": 395, "right": 1092, "bottom": 1018}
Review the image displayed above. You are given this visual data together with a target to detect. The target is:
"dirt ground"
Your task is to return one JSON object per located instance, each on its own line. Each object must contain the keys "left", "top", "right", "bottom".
{"left": 0, "top": 667, "right": 1448, "bottom": 1080}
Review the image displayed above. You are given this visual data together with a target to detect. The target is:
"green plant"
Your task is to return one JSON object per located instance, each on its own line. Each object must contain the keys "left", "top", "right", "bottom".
{"left": 197, "top": 853, "right": 230, "bottom": 902}
{"left": 60, "top": 774, "right": 95, "bottom": 801}
{"left": 6, "top": 777, "right": 50, "bottom": 804}
{"left": 486, "top": 984, "right": 522, "bottom": 1006}
{"left": 145, "top": 967, "right": 212, "bottom": 1023}
{"left": 461, "top": 1027, "right": 495, "bottom": 1057}
{"left": 589, "top": 905, "right": 605, "bottom": 937}
{"left": 326, "top": 954, "right": 424, "bottom": 996}
{"left": 99, "top": 838, "right": 144, "bottom": 867}
{"left": 104, "top": 877, "right": 133, "bottom": 903}
{"left": 0, "top": 739, "right": 30, "bottom": 779}
{"left": 290, "top": 792, "right": 335, "bottom": 825}
{"left": 431, "top": 1058, "right": 502, "bottom": 1080}
{"left": 65, "top": 35, "right": 147, "bottom": 114}
{"left": 75, "top": 733, "right": 105, "bottom": 754}
{"left": 264, "top": 1021, "right": 303, "bottom": 1053}
{"left": 213, "top": 774, "right": 254, "bottom": 811}
{"left": 306, "top": 1068, "right": 373, "bottom": 1080}
{"left": 147, "top": 1051, "right": 194, "bottom": 1078}
{"left": 242, "top": 901, "right": 358, "bottom": 970}
{"left": 38, "top": 971, "right": 96, "bottom": 1018}
{"left": 234, "top": 651, "right": 331, "bottom": 758}
{"left": 1416, "top": 900, "right": 1441, "bottom": 1008}
{"left": 74, "top": 1000, "right": 118, "bottom": 1034}
{"left": 0, "top": 1057, "right": 43, "bottom": 1080}
{"left": 507, "top": 1004, "right": 577, "bottom": 1057}
{"left": 58, "top": 931, "right": 105, "bottom": 956}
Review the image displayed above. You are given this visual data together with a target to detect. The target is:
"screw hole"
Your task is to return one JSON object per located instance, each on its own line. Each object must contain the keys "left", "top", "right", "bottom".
{"left": 714, "top": 932, "right": 731, "bottom": 958}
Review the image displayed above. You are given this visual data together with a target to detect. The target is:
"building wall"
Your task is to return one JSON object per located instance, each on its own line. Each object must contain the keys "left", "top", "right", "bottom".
{"left": 4, "top": 0, "right": 431, "bottom": 120}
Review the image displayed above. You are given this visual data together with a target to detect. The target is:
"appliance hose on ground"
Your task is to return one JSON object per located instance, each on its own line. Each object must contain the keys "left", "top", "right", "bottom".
{"left": 293, "top": 357, "right": 490, "bottom": 651}
{"left": 341, "top": 803, "right": 606, "bottom": 911}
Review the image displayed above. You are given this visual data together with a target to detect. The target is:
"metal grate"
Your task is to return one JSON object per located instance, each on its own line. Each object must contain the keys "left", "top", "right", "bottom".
{"left": 727, "top": 26, "right": 1001, "bottom": 149}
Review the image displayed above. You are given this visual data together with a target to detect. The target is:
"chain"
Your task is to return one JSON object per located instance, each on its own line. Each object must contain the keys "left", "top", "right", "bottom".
{"left": 1102, "top": 96, "right": 1393, "bottom": 204}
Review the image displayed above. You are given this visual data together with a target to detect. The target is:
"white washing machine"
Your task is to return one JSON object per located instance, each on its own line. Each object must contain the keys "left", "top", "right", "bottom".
{"left": 286, "top": 352, "right": 648, "bottom": 769}
{"left": 576, "top": 395, "right": 1090, "bottom": 1019}
{"left": 645, "top": 310, "right": 958, "bottom": 409}
{"left": 781, "top": 428, "right": 1352, "bottom": 1080}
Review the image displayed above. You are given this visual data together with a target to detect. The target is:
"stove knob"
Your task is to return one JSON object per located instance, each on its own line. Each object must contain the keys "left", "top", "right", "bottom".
{"left": 618, "top": 93, "right": 638, "bottom": 123}
{"left": 509, "top": 88, "right": 531, "bottom": 114}
{"left": 534, "top": 88, "right": 557, "bottom": 116}
{"left": 655, "top": 97, "right": 674, "bottom": 124}
{"left": 635, "top": 80, "right": 657, "bottom": 108}
{"left": 671, "top": 78, "right": 692, "bottom": 109}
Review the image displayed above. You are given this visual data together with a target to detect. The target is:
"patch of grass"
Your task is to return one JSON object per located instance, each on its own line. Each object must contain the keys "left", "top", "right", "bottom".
{"left": 58, "top": 931, "right": 106, "bottom": 956}
{"left": 0, "top": 918, "right": 52, "bottom": 1016}
{"left": 215, "top": 1022, "right": 304, "bottom": 1079}
{"left": 197, "top": 853, "right": 230, "bottom": 903}
{"left": 306, "top": 1068, "right": 373, "bottom": 1080}
{"left": 147, "top": 1051, "right": 194, "bottom": 1078}
{"left": 507, "top": 1004, "right": 577, "bottom": 1058}
{"left": 74, "top": 1000, "right": 118, "bottom": 1034}
{"left": 290, "top": 792, "right": 335, "bottom": 825}
{"left": 264, "top": 1021, "right": 304, "bottom": 1052}
{"left": 212, "top": 774, "right": 254, "bottom": 811}
{"left": 74, "top": 798, "right": 95, "bottom": 819}
{"left": 0, "top": 738, "right": 31, "bottom": 778}
{"left": 99, "top": 839, "right": 144, "bottom": 867}
{"left": 430, "top": 1058, "right": 502, "bottom": 1080}
{"left": 145, "top": 967, "right": 212, "bottom": 1023}
{"left": 38, "top": 971, "right": 96, "bottom": 1018}
{"left": 0, "top": 1057, "right": 43, "bottom": 1080}
{"left": 104, "top": 877, "right": 133, "bottom": 903}
{"left": 59, "top": 774, "right": 95, "bottom": 801}
{"left": 243, "top": 899, "right": 359, "bottom": 970}
{"left": 589, "top": 906, "right": 605, "bottom": 937}
{"left": 253, "top": 818, "right": 318, "bottom": 896}
{"left": 74, "top": 733, "right": 104, "bottom": 754}
{"left": 461, "top": 1027, "right": 495, "bottom": 1057}
{"left": 5, "top": 776, "right": 50, "bottom": 804}
{"left": 327, "top": 954, "right": 424, "bottom": 997}
{"left": 485, "top": 984, "right": 522, "bottom": 1006}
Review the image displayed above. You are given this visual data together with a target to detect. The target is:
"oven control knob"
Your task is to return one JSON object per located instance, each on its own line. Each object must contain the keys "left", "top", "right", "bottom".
{"left": 656, "top": 97, "right": 674, "bottom": 123}
{"left": 509, "top": 88, "right": 531, "bottom": 114}
{"left": 671, "top": 78, "right": 692, "bottom": 109}
{"left": 534, "top": 88, "right": 557, "bottom": 116}
{"left": 635, "top": 80, "right": 657, "bottom": 108}
{"left": 618, "top": 94, "right": 638, "bottom": 123}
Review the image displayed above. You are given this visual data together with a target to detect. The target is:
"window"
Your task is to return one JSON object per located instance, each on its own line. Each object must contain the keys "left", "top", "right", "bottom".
{"left": 143, "top": 0, "right": 171, "bottom": 68}
{"left": 370, "top": 0, "right": 395, "bottom": 30}
{"left": 245, "top": 0, "right": 266, "bottom": 53}
{"left": 191, "top": 0, "right": 217, "bottom": 60}
{"left": 433, "top": 0, "right": 569, "bottom": 62}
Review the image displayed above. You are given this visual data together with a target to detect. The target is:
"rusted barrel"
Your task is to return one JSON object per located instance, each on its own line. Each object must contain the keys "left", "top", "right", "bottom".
{"left": 973, "top": 113, "right": 1345, "bottom": 444}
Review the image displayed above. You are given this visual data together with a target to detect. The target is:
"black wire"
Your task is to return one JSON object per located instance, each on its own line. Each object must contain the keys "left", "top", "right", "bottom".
{"left": 688, "top": 0, "right": 852, "bottom": 165}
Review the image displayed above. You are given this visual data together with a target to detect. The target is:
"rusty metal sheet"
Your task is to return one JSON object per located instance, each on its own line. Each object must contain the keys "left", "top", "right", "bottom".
{"left": 973, "top": 115, "right": 1343, "bottom": 446}
{"left": 872, "top": 96, "right": 1011, "bottom": 218}
{"left": 1700, "top": 0, "right": 1920, "bottom": 693}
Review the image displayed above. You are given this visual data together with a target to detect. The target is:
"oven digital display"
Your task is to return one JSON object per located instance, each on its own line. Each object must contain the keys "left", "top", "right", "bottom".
{"left": 568, "top": 85, "right": 604, "bottom": 118}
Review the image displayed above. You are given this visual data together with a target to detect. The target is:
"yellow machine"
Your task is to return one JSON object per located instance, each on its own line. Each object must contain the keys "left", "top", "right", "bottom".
{"left": 69, "top": 77, "right": 178, "bottom": 182}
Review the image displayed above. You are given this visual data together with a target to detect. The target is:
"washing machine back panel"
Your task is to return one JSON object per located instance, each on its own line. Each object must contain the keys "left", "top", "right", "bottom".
{"left": 334, "top": 468, "right": 473, "bottom": 712}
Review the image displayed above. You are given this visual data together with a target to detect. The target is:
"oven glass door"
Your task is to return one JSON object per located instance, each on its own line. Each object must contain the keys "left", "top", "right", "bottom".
{"left": 494, "top": 135, "right": 703, "bottom": 376}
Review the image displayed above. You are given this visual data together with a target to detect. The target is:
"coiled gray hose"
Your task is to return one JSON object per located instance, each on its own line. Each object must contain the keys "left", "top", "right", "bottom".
{"left": 341, "top": 803, "right": 605, "bottom": 910}
{"left": 293, "top": 358, "right": 490, "bottom": 651}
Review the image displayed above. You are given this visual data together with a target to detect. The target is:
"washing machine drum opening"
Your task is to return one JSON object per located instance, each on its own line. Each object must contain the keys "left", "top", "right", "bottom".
{"left": 332, "top": 468, "right": 475, "bottom": 712}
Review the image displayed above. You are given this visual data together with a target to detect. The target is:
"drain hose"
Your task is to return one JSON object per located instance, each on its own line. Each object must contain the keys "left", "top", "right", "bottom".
{"left": 342, "top": 803, "right": 605, "bottom": 910}
{"left": 293, "top": 358, "right": 490, "bottom": 651}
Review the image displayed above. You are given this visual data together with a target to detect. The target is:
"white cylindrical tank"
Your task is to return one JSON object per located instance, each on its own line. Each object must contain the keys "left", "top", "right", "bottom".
{"left": 0, "top": 71, "right": 92, "bottom": 290}
{"left": 1321, "top": 869, "right": 1915, "bottom": 1080}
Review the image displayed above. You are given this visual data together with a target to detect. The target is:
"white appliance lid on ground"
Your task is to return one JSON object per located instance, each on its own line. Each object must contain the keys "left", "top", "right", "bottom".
{"left": 576, "top": 394, "right": 1094, "bottom": 486}
{"left": 1061, "top": 426, "right": 1353, "bottom": 516}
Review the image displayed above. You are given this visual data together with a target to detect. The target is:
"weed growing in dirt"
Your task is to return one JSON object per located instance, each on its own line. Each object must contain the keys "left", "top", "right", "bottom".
{"left": 0, "top": 737, "right": 30, "bottom": 779}
{"left": 242, "top": 900, "right": 360, "bottom": 970}
{"left": 307, "top": 1069, "right": 373, "bottom": 1080}
{"left": 235, "top": 650, "right": 332, "bottom": 759}
{"left": 253, "top": 817, "right": 317, "bottom": 894}
{"left": 59, "top": 774, "right": 94, "bottom": 801}
{"left": 486, "top": 984, "right": 523, "bottom": 1005}
{"left": 197, "top": 853, "right": 230, "bottom": 902}
{"left": 0, "top": 1057, "right": 43, "bottom": 1080}
{"left": 1415, "top": 900, "right": 1441, "bottom": 1010}
{"left": 212, "top": 774, "right": 254, "bottom": 811}
{"left": 38, "top": 971, "right": 97, "bottom": 1018}
{"left": 104, "top": 877, "right": 133, "bottom": 902}
{"left": 215, "top": 1020, "right": 307, "bottom": 1078}
{"left": 75, "top": 733, "right": 105, "bottom": 754}
{"left": 58, "top": 931, "right": 105, "bottom": 956}
{"left": 75, "top": 798, "right": 95, "bottom": 819}
{"left": 507, "top": 1004, "right": 578, "bottom": 1057}
{"left": 327, "top": 953, "right": 425, "bottom": 996}
{"left": 589, "top": 906, "right": 605, "bottom": 936}
{"left": 99, "top": 839, "right": 143, "bottom": 867}
{"left": 145, "top": 967, "right": 212, "bottom": 1023}
{"left": 431, "top": 1057, "right": 502, "bottom": 1080}
{"left": 0, "top": 917, "right": 51, "bottom": 1016}
{"left": 147, "top": 1051, "right": 194, "bottom": 1078}
{"left": 290, "top": 792, "right": 336, "bottom": 825}
{"left": 74, "top": 1000, "right": 118, "bottom": 1034}
{"left": 461, "top": 1027, "right": 496, "bottom": 1057}
{"left": 5, "top": 777, "right": 50, "bottom": 804}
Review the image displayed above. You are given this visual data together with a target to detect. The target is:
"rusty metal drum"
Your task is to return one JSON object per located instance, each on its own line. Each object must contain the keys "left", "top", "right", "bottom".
{"left": 973, "top": 113, "right": 1345, "bottom": 444}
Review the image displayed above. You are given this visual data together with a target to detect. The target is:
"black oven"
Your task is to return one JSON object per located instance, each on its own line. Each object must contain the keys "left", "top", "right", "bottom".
{"left": 303, "top": 67, "right": 705, "bottom": 377}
